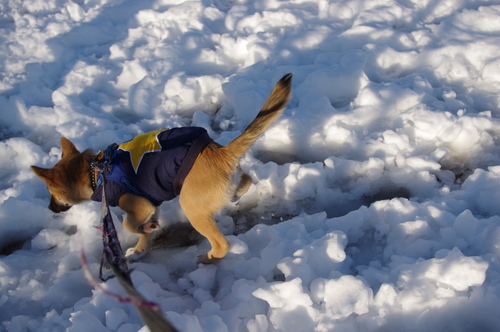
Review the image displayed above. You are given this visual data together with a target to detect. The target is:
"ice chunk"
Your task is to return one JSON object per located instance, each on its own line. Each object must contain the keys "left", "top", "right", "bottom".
{"left": 253, "top": 278, "right": 312, "bottom": 309}
{"left": 105, "top": 308, "right": 127, "bottom": 330}
{"left": 31, "top": 229, "right": 68, "bottom": 250}
{"left": 189, "top": 265, "right": 218, "bottom": 290}
{"left": 68, "top": 311, "right": 109, "bottom": 332}
{"left": 322, "top": 276, "right": 373, "bottom": 319}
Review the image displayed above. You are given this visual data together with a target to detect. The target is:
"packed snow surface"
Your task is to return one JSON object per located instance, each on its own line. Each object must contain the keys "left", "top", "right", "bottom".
{"left": 2, "top": 0, "right": 500, "bottom": 331}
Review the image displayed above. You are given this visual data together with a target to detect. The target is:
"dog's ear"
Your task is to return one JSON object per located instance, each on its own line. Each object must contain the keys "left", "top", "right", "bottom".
{"left": 60, "top": 137, "right": 79, "bottom": 157}
{"left": 30, "top": 165, "right": 52, "bottom": 182}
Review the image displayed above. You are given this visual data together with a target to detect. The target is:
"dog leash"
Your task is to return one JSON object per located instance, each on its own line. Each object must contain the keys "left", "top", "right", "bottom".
{"left": 90, "top": 144, "right": 178, "bottom": 332}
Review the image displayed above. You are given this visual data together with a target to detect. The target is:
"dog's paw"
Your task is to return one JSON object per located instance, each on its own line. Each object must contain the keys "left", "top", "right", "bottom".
{"left": 125, "top": 247, "right": 147, "bottom": 261}
{"left": 197, "top": 253, "right": 222, "bottom": 265}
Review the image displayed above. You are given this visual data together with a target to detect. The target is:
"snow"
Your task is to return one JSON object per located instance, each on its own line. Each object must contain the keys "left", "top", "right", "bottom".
{"left": 2, "top": 0, "right": 500, "bottom": 330}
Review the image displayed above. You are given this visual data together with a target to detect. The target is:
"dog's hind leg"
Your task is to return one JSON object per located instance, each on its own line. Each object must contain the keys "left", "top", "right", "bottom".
{"left": 179, "top": 143, "right": 233, "bottom": 264}
{"left": 234, "top": 170, "right": 252, "bottom": 199}
{"left": 181, "top": 208, "right": 230, "bottom": 264}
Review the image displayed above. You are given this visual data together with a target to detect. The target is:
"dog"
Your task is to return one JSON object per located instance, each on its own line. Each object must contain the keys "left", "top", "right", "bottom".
{"left": 31, "top": 74, "right": 292, "bottom": 264}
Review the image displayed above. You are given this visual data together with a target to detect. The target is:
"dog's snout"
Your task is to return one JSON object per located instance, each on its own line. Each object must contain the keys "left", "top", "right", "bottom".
{"left": 49, "top": 196, "right": 72, "bottom": 213}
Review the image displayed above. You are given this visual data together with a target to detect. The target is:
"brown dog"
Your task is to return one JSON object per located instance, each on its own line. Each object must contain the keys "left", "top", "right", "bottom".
{"left": 31, "top": 74, "right": 292, "bottom": 263}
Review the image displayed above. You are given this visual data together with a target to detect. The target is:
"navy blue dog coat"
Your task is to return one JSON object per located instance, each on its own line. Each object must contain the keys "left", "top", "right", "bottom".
{"left": 91, "top": 127, "right": 213, "bottom": 207}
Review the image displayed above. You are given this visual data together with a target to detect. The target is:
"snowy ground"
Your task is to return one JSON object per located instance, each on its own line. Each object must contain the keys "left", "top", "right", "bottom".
{"left": 2, "top": 0, "right": 500, "bottom": 330}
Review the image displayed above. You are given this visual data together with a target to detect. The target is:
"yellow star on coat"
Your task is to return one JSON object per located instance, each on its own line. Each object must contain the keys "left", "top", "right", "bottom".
{"left": 119, "top": 128, "right": 168, "bottom": 172}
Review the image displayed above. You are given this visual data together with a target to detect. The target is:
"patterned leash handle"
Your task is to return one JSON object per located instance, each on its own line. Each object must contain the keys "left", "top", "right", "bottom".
{"left": 92, "top": 147, "right": 178, "bottom": 332}
{"left": 98, "top": 170, "right": 131, "bottom": 283}
{"left": 91, "top": 144, "right": 127, "bottom": 282}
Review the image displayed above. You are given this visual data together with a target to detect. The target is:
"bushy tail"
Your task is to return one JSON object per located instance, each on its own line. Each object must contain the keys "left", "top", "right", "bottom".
{"left": 223, "top": 73, "right": 292, "bottom": 158}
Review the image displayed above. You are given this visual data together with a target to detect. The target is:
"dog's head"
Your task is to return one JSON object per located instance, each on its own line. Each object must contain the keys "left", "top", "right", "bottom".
{"left": 31, "top": 137, "right": 91, "bottom": 213}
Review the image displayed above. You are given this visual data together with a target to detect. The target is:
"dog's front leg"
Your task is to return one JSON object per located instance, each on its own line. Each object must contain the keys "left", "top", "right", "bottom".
{"left": 118, "top": 193, "right": 159, "bottom": 260}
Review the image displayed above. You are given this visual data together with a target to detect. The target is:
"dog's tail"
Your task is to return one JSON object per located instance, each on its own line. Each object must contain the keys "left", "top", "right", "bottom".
{"left": 222, "top": 73, "right": 292, "bottom": 159}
